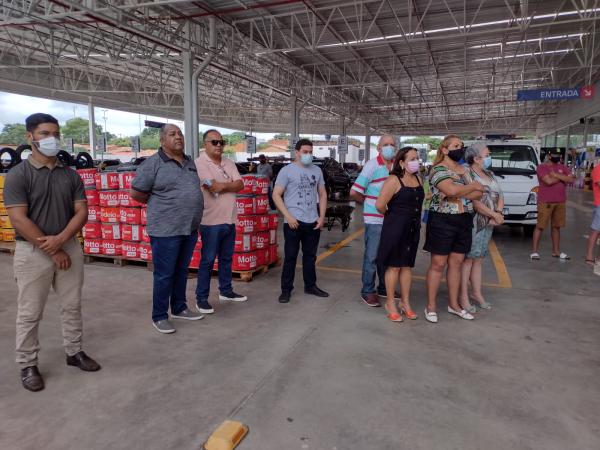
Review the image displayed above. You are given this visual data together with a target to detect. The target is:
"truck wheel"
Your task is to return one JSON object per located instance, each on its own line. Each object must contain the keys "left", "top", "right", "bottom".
{"left": 523, "top": 225, "right": 535, "bottom": 237}
{"left": 0, "top": 147, "right": 20, "bottom": 170}
{"left": 75, "top": 151, "right": 94, "bottom": 169}
{"left": 56, "top": 150, "right": 74, "bottom": 167}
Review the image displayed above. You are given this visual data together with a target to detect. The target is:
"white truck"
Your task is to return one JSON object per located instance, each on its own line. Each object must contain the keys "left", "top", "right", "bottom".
{"left": 465, "top": 139, "right": 541, "bottom": 236}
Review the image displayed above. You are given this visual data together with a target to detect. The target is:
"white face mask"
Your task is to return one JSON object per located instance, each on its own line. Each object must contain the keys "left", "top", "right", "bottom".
{"left": 34, "top": 136, "right": 62, "bottom": 157}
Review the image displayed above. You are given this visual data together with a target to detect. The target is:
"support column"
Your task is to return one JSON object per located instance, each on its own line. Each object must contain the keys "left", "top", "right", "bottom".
{"left": 290, "top": 96, "right": 298, "bottom": 159}
{"left": 583, "top": 116, "right": 589, "bottom": 148}
{"left": 88, "top": 99, "right": 96, "bottom": 158}
{"left": 364, "top": 125, "right": 371, "bottom": 162}
{"left": 553, "top": 132, "right": 558, "bottom": 147}
{"left": 182, "top": 50, "right": 194, "bottom": 157}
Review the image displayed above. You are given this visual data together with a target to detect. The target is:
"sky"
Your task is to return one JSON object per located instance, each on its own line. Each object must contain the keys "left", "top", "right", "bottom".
{"left": 0, "top": 91, "right": 386, "bottom": 144}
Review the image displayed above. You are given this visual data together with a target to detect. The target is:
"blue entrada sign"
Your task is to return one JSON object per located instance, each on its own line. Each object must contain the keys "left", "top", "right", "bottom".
{"left": 517, "top": 86, "right": 595, "bottom": 101}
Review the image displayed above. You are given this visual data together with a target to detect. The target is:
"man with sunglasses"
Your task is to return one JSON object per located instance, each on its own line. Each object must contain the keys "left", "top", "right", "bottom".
{"left": 195, "top": 129, "right": 247, "bottom": 313}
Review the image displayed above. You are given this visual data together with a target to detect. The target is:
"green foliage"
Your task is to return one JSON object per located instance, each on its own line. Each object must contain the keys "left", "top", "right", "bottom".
{"left": 140, "top": 127, "right": 160, "bottom": 150}
{"left": 257, "top": 142, "right": 270, "bottom": 150}
{"left": 61, "top": 117, "right": 103, "bottom": 144}
{"left": 110, "top": 136, "right": 132, "bottom": 147}
{"left": 273, "top": 133, "right": 291, "bottom": 140}
{"left": 0, "top": 123, "right": 27, "bottom": 145}
{"left": 404, "top": 136, "right": 442, "bottom": 149}
{"left": 222, "top": 131, "right": 246, "bottom": 146}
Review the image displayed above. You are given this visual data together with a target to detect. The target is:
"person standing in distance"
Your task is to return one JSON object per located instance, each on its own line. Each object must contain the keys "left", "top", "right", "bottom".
{"left": 256, "top": 154, "right": 275, "bottom": 210}
{"left": 273, "top": 139, "right": 328, "bottom": 303}
{"left": 131, "top": 124, "right": 205, "bottom": 334}
{"left": 4, "top": 113, "right": 100, "bottom": 392}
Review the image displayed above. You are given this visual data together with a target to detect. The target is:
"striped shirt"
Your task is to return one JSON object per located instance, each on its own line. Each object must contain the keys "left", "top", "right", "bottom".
{"left": 351, "top": 154, "right": 390, "bottom": 224}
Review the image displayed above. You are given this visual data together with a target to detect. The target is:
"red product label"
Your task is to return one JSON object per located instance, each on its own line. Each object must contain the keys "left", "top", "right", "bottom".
{"left": 101, "top": 223, "right": 121, "bottom": 240}
{"left": 120, "top": 207, "right": 142, "bottom": 225}
{"left": 235, "top": 215, "right": 255, "bottom": 234}
{"left": 253, "top": 176, "right": 269, "bottom": 195}
{"left": 121, "top": 224, "right": 142, "bottom": 242}
{"left": 99, "top": 190, "right": 120, "bottom": 207}
{"left": 236, "top": 197, "right": 255, "bottom": 216}
{"left": 234, "top": 233, "right": 257, "bottom": 253}
{"left": 254, "top": 231, "right": 269, "bottom": 249}
{"left": 118, "top": 172, "right": 136, "bottom": 190}
{"left": 85, "top": 189, "right": 99, "bottom": 206}
{"left": 139, "top": 243, "right": 152, "bottom": 261}
{"left": 118, "top": 190, "right": 143, "bottom": 207}
{"left": 256, "top": 248, "right": 270, "bottom": 267}
{"left": 141, "top": 226, "right": 150, "bottom": 243}
{"left": 194, "top": 240, "right": 203, "bottom": 251}
{"left": 268, "top": 213, "right": 279, "bottom": 230}
{"left": 95, "top": 172, "right": 120, "bottom": 190}
{"left": 269, "top": 229, "right": 277, "bottom": 245}
{"left": 88, "top": 205, "right": 101, "bottom": 222}
{"left": 255, "top": 215, "right": 270, "bottom": 232}
{"left": 232, "top": 251, "right": 257, "bottom": 271}
{"left": 84, "top": 239, "right": 102, "bottom": 254}
{"left": 189, "top": 250, "right": 201, "bottom": 269}
{"left": 100, "top": 207, "right": 120, "bottom": 223}
{"left": 255, "top": 195, "right": 269, "bottom": 214}
{"left": 82, "top": 222, "right": 102, "bottom": 239}
{"left": 239, "top": 175, "right": 255, "bottom": 195}
{"left": 213, "top": 257, "right": 219, "bottom": 271}
{"left": 269, "top": 244, "right": 279, "bottom": 264}
{"left": 101, "top": 239, "right": 122, "bottom": 256}
{"left": 77, "top": 168, "right": 97, "bottom": 187}
{"left": 141, "top": 207, "right": 148, "bottom": 225}
{"left": 121, "top": 241, "right": 140, "bottom": 259}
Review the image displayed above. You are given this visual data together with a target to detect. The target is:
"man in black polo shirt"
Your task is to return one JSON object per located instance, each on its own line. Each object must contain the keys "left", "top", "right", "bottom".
{"left": 4, "top": 113, "right": 100, "bottom": 392}
{"left": 131, "top": 124, "right": 204, "bottom": 334}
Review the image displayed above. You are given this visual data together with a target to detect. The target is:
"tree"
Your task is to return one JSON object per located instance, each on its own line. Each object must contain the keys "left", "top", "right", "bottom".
{"left": 140, "top": 126, "right": 160, "bottom": 150}
{"left": 61, "top": 117, "right": 103, "bottom": 144}
{"left": 0, "top": 123, "right": 27, "bottom": 145}
{"left": 273, "top": 133, "right": 291, "bottom": 140}
{"left": 404, "top": 136, "right": 442, "bottom": 149}
{"left": 110, "top": 136, "right": 132, "bottom": 147}
{"left": 222, "top": 131, "right": 246, "bottom": 146}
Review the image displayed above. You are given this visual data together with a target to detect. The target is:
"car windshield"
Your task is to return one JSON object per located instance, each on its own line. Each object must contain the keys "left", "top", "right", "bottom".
{"left": 488, "top": 145, "right": 538, "bottom": 175}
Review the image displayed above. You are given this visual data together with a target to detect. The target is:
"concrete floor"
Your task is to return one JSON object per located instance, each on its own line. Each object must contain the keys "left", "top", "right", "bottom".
{"left": 0, "top": 188, "right": 599, "bottom": 450}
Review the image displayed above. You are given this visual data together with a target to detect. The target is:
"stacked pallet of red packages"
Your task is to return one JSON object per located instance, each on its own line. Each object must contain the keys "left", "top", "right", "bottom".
{"left": 117, "top": 172, "right": 149, "bottom": 261}
{"left": 78, "top": 168, "right": 102, "bottom": 255}
{"left": 232, "top": 174, "right": 279, "bottom": 272}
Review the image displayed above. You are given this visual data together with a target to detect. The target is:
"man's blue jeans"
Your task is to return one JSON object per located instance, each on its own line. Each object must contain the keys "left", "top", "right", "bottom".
{"left": 150, "top": 234, "right": 197, "bottom": 322}
{"left": 196, "top": 224, "right": 235, "bottom": 302}
{"left": 361, "top": 223, "right": 386, "bottom": 296}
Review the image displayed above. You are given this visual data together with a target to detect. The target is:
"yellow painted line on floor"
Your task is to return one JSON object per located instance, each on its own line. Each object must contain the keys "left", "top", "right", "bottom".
{"left": 315, "top": 228, "right": 365, "bottom": 264}
{"left": 487, "top": 239, "right": 512, "bottom": 289}
{"left": 566, "top": 200, "right": 593, "bottom": 214}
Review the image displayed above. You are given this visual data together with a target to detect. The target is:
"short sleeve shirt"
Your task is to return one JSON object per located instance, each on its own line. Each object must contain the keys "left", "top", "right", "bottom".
{"left": 195, "top": 152, "right": 242, "bottom": 225}
{"left": 537, "top": 163, "right": 568, "bottom": 203}
{"left": 256, "top": 163, "right": 273, "bottom": 179}
{"left": 351, "top": 155, "right": 390, "bottom": 224}
{"left": 275, "top": 163, "right": 325, "bottom": 223}
{"left": 3, "top": 156, "right": 86, "bottom": 239}
{"left": 132, "top": 150, "right": 204, "bottom": 237}
{"left": 428, "top": 165, "right": 474, "bottom": 214}
{"left": 592, "top": 165, "right": 600, "bottom": 206}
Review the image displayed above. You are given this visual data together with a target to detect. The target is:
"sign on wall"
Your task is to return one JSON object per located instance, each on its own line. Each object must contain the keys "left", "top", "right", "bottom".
{"left": 337, "top": 135, "right": 348, "bottom": 153}
{"left": 246, "top": 135, "right": 257, "bottom": 154}
{"left": 517, "top": 85, "right": 595, "bottom": 101}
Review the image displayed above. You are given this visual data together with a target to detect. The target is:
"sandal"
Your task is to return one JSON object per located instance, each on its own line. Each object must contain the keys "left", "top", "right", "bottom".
{"left": 476, "top": 302, "right": 492, "bottom": 310}
{"left": 401, "top": 307, "right": 418, "bottom": 320}
{"left": 530, "top": 252, "right": 540, "bottom": 260}
{"left": 552, "top": 253, "right": 570, "bottom": 260}
{"left": 585, "top": 259, "right": 595, "bottom": 266}
{"left": 386, "top": 312, "right": 403, "bottom": 322}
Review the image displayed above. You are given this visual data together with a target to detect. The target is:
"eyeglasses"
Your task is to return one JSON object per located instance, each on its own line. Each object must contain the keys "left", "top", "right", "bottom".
{"left": 206, "top": 139, "right": 225, "bottom": 146}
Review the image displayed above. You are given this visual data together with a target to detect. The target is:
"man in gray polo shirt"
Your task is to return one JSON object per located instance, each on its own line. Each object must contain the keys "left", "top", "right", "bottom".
{"left": 131, "top": 124, "right": 204, "bottom": 334}
{"left": 5, "top": 113, "right": 100, "bottom": 392}
{"left": 273, "top": 138, "right": 328, "bottom": 303}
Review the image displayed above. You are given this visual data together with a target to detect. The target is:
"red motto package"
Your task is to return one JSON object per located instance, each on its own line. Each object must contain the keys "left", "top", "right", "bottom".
{"left": 269, "top": 229, "right": 277, "bottom": 245}
{"left": 85, "top": 188, "right": 99, "bottom": 206}
{"left": 118, "top": 172, "right": 135, "bottom": 190}
{"left": 268, "top": 213, "right": 278, "bottom": 230}
{"left": 120, "top": 207, "right": 142, "bottom": 224}
{"left": 118, "top": 190, "right": 143, "bottom": 207}
{"left": 139, "top": 243, "right": 152, "bottom": 261}
{"left": 235, "top": 215, "right": 255, "bottom": 234}
{"left": 141, "top": 226, "right": 150, "bottom": 243}
{"left": 253, "top": 175, "right": 269, "bottom": 195}
{"left": 99, "top": 190, "right": 120, "bottom": 207}
{"left": 255, "top": 231, "right": 269, "bottom": 249}
{"left": 82, "top": 222, "right": 101, "bottom": 239}
{"left": 255, "top": 215, "right": 270, "bottom": 232}
{"left": 87, "top": 205, "right": 101, "bottom": 222}
{"left": 101, "top": 239, "right": 122, "bottom": 256}
{"left": 269, "top": 244, "right": 279, "bottom": 264}
{"left": 95, "top": 172, "right": 120, "bottom": 190}
{"left": 76, "top": 168, "right": 97, "bottom": 187}
{"left": 101, "top": 223, "right": 121, "bottom": 240}
{"left": 256, "top": 247, "right": 270, "bottom": 267}
{"left": 234, "top": 233, "right": 256, "bottom": 253}
{"left": 189, "top": 251, "right": 201, "bottom": 269}
{"left": 121, "top": 224, "right": 142, "bottom": 242}
{"left": 84, "top": 239, "right": 102, "bottom": 254}
{"left": 121, "top": 241, "right": 140, "bottom": 259}
{"left": 236, "top": 196, "right": 255, "bottom": 216}
{"left": 239, "top": 175, "right": 255, "bottom": 195}
{"left": 232, "top": 252, "right": 257, "bottom": 271}
{"left": 100, "top": 207, "right": 120, "bottom": 223}
{"left": 255, "top": 195, "right": 269, "bottom": 214}
{"left": 141, "top": 207, "right": 147, "bottom": 225}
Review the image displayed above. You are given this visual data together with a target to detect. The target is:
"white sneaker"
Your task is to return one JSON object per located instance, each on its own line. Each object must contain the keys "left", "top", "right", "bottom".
{"left": 424, "top": 309, "right": 438, "bottom": 323}
{"left": 448, "top": 307, "right": 474, "bottom": 320}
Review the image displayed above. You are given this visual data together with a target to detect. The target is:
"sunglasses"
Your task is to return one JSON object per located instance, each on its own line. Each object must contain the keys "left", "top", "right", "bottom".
{"left": 206, "top": 139, "right": 226, "bottom": 146}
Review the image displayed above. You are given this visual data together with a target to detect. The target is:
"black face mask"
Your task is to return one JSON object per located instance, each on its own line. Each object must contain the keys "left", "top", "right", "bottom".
{"left": 550, "top": 156, "right": 560, "bottom": 163}
{"left": 448, "top": 147, "right": 465, "bottom": 162}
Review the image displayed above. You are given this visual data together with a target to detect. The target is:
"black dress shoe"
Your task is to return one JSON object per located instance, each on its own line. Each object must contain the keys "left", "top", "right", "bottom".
{"left": 278, "top": 290, "right": 291, "bottom": 303}
{"left": 66, "top": 351, "right": 101, "bottom": 372}
{"left": 21, "top": 366, "right": 44, "bottom": 392}
{"left": 304, "top": 286, "right": 329, "bottom": 297}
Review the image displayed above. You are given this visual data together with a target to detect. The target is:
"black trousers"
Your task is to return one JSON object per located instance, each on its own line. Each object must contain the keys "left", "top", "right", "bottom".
{"left": 281, "top": 221, "right": 320, "bottom": 291}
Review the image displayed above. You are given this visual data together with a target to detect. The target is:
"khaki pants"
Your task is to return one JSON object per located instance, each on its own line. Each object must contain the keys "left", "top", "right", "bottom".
{"left": 13, "top": 238, "right": 84, "bottom": 368}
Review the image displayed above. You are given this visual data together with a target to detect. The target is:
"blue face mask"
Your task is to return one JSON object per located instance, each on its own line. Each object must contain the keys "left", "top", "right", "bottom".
{"left": 300, "top": 154, "right": 313, "bottom": 166}
{"left": 381, "top": 145, "right": 395, "bottom": 161}
{"left": 483, "top": 156, "right": 492, "bottom": 169}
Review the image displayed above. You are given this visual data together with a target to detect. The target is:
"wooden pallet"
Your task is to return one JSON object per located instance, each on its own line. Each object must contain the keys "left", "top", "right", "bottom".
{"left": 0, "top": 241, "right": 16, "bottom": 254}
{"left": 84, "top": 253, "right": 152, "bottom": 270}
{"left": 231, "top": 258, "right": 281, "bottom": 282}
